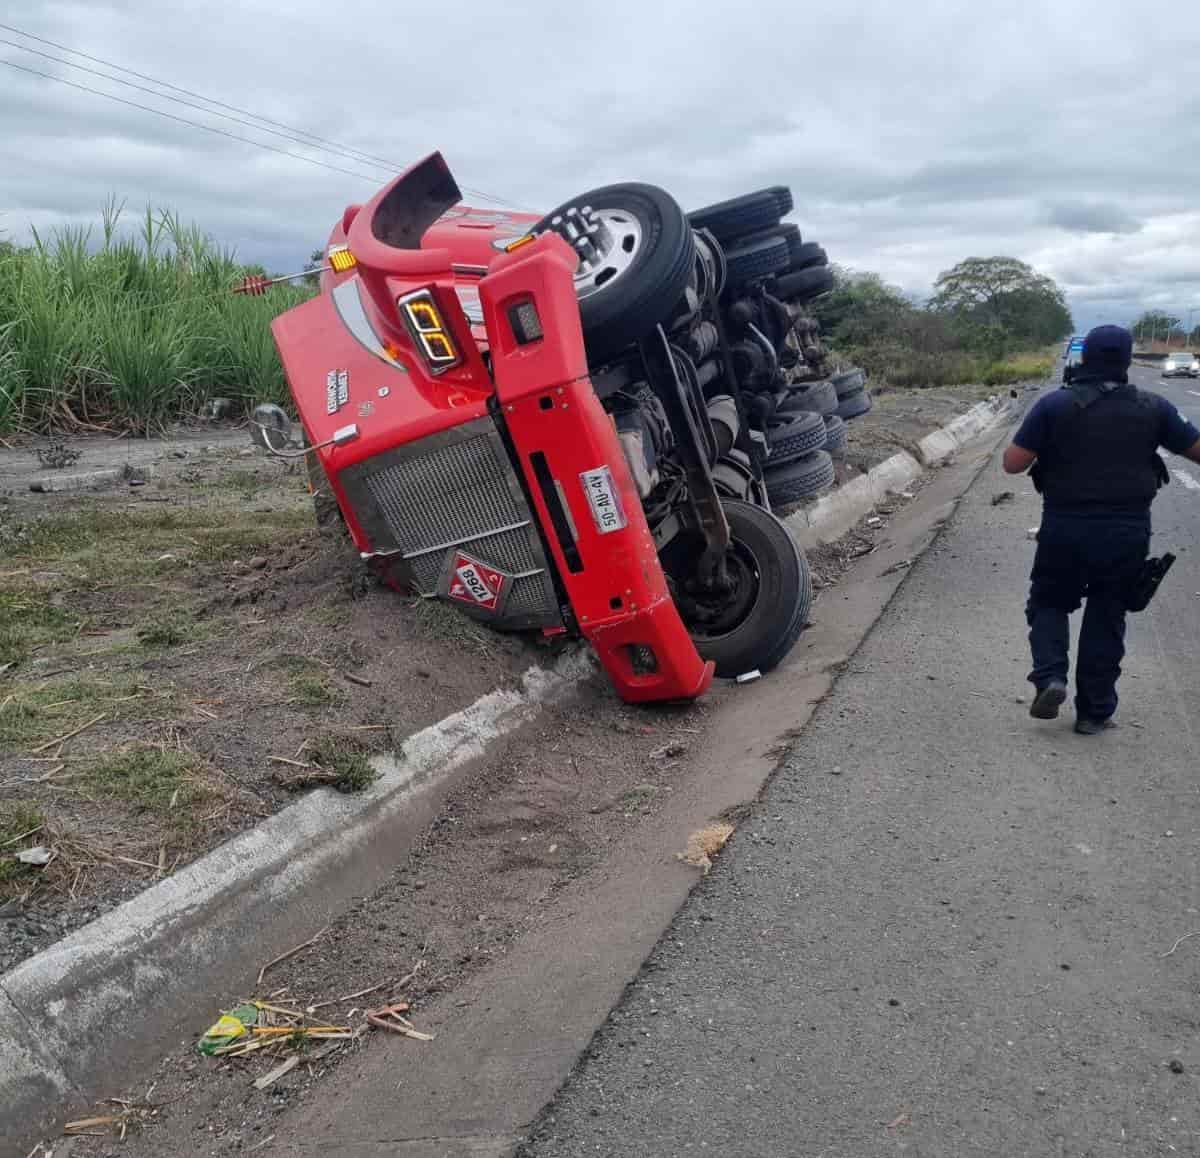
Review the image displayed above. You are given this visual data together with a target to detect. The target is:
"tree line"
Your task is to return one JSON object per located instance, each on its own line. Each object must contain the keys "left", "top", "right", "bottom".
{"left": 811, "top": 256, "right": 1073, "bottom": 387}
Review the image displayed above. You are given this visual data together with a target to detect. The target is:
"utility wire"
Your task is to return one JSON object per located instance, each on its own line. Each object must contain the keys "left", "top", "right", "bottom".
{"left": 0, "top": 20, "right": 530, "bottom": 210}
{"left": 0, "top": 20, "right": 404, "bottom": 172}
{"left": 0, "top": 35, "right": 399, "bottom": 174}
{"left": 0, "top": 56, "right": 384, "bottom": 182}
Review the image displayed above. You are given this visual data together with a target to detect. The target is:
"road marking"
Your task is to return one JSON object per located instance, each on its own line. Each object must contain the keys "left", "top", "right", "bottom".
{"left": 1171, "top": 467, "right": 1200, "bottom": 492}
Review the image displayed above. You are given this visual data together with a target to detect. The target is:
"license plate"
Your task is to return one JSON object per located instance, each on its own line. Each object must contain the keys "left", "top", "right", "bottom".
{"left": 580, "top": 465, "right": 627, "bottom": 535}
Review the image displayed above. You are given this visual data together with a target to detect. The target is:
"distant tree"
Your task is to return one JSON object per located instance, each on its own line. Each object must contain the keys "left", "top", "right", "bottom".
{"left": 811, "top": 268, "right": 914, "bottom": 347}
{"left": 303, "top": 247, "right": 325, "bottom": 288}
{"left": 929, "top": 257, "right": 1073, "bottom": 354}
{"left": 1130, "top": 310, "right": 1181, "bottom": 346}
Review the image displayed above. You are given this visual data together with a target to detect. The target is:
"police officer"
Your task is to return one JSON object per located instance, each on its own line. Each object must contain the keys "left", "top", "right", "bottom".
{"left": 1003, "top": 324, "right": 1200, "bottom": 734}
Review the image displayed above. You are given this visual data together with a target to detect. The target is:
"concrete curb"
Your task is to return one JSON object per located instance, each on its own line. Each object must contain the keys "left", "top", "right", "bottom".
{"left": 27, "top": 467, "right": 124, "bottom": 493}
{"left": 785, "top": 395, "right": 1012, "bottom": 547}
{"left": 0, "top": 649, "right": 593, "bottom": 1152}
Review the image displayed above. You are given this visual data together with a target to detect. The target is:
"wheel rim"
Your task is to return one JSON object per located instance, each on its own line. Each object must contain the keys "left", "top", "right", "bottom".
{"left": 539, "top": 206, "right": 644, "bottom": 299}
{"left": 675, "top": 539, "right": 762, "bottom": 642}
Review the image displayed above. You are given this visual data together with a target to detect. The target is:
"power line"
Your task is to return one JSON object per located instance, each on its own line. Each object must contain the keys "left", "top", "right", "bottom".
{"left": 0, "top": 35, "right": 399, "bottom": 175}
{"left": 0, "top": 57, "right": 383, "bottom": 183}
{"left": 0, "top": 20, "right": 531, "bottom": 210}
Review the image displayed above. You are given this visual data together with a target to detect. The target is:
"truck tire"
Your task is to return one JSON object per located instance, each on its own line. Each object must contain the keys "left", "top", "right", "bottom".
{"left": 822, "top": 415, "right": 848, "bottom": 457}
{"left": 836, "top": 389, "right": 873, "bottom": 420}
{"left": 764, "top": 449, "right": 836, "bottom": 505}
{"left": 789, "top": 242, "right": 827, "bottom": 271}
{"left": 687, "top": 187, "right": 794, "bottom": 244}
{"left": 779, "top": 378, "right": 838, "bottom": 416}
{"left": 723, "top": 235, "right": 792, "bottom": 287}
{"left": 767, "top": 410, "right": 827, "bottom": 463}
{"left": 733, "top": 223, "right": 805, "bottom": 266}
{"left": 534, "top": 183, "right": 695, "bottom": 364}
{"left": 774, "top": 265, "right": 834, "bottom": 301}
{"left": 831, "top": 368, "right": 867, "bottom": 398}
{"left": 678, "top": 499, "right": 811, "bottom": 678}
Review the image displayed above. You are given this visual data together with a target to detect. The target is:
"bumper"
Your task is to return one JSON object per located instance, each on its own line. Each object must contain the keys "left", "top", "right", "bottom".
{"left": 480, "top": 236, "right": 714, "bottom": 703}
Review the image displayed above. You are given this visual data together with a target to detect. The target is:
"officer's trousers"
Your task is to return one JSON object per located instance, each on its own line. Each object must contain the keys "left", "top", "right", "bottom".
{"left": 1025, "top": 511, "right": 1150, "bottom": 721}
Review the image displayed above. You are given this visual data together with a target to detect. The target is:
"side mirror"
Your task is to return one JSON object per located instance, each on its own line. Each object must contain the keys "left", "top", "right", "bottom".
{"left": 250, "top": 404, "right": 293, "bottom": 453}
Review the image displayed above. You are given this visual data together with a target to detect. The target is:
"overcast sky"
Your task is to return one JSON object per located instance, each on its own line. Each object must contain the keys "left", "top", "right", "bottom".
{"left": 2, "top": 0, "right": 1198, "bottom": 332}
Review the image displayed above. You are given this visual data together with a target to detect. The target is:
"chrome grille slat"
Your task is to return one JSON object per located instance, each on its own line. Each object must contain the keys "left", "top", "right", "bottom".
{"left": 338, "top": 417, "right": 562, "bottom": 630}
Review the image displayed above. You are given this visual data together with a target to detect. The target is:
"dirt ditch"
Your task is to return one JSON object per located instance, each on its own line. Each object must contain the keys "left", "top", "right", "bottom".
{"left": 0, "top": 392, "right": 977, "bottom": 976}
{"left": 0, "top": 436, "right": 540, "bottom": 971}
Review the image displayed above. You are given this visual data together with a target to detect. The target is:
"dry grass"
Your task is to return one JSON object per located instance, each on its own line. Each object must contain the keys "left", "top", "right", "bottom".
{"left": 678, "top": 822, "right": 736, "bottom": 872}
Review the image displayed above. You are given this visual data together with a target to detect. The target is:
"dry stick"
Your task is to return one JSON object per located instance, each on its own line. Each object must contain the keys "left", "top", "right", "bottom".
{"left": 253, "top": 1055, "right": 300, "bottom": 1090}
{"left": 365, "top": 1011, "right": 433, "bottom": 1041}
{"left": 342, "top": 671, "right": 372, "bottom": 687}
{"left": 268, "top": 755, "right": 313, "bottom": 769}
{"left": 392, "top": 959, "right": 426, "bottom": 994}
{"left": 107, "top": 852, "right": 166, "bottom": 871}
{"left": 256, "top": 925, "right": 330, "bottom": 987}
{"left": 338, "top": 979, "right": 391, "bottom": 1002}
{"left": 29, "top": 711, "right": 107, "bottom": 754}
{"left": 1160, "top": 930, "right": 1200, "bottom": 958}
{"left": 1, "top": 825, "right": 42, "bottom": 848}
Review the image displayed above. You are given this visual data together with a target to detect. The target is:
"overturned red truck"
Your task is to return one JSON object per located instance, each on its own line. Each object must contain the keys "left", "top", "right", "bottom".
{"left": 257, "top": 153, "right": 854, "bottom": 704}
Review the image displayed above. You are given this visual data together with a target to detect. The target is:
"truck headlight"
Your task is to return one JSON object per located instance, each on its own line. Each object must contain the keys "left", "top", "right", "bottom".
{"left": 398, "top": 289, "right": 461, "bottom": 374}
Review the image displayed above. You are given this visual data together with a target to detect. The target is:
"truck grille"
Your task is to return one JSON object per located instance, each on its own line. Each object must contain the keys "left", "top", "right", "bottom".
{"left": 338, "top": 416, "right": 562, "bottom": 630}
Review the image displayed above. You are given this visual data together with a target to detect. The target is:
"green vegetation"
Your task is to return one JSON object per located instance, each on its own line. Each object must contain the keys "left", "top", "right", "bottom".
{"left": 82, "top": 746, "right": 210, "bottom": 821}
{"left": 0, "top": 589, "right": 77, "bottom": 665}
{"left": 0, "top": 803, "right": 44, "bottom": 885}
{"left": 1131, "top": 310, "right": 1200, "bottom": 349}
{"left": 0, "top": 677, "right": 165, "bottom": 750}
{"left": 304, "top": 734, "right": 377, "bottom": 793}
{"left": 0, "top": 201, "right": 311, "bottom": 434}
{"left": 4, "top": 503, "right": 312, "bottom": 588}
{"left": 266, "top": 656, "right": 340, "bottom": 708}
{"left": 135, "top": 615, "right": 191, "bottom": 649}
{"left": 813, "top": 257, "right": 1070, "bottom": 389}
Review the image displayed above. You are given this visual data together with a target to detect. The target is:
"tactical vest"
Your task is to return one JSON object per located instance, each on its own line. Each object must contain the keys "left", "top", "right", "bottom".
{"left": 1033, "top": 383, "right": 1165, "bottom": 512}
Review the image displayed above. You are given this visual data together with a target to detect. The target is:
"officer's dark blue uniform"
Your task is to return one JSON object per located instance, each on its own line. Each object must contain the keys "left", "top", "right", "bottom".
{"left": 1007, "top": 325, "right": 1200, "bottom": 732}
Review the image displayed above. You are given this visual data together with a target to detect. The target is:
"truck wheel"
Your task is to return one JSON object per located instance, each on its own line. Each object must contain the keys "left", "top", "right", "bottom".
{"left": 830, "top": 368, "right": 867, "bottom": 398}
{"left": 789, "top": 242, "right": 827, "bottom": 271}
{"left": 836, "top": 389, "right": 873, "bottom": 420}
{"left": 764, "top": 449, "right": 836, "bottom": 505}
{"left": 723, "top": 235, "right": 792, "bottom": 288}
{"left": 534, "top": 183, "right": 695, "bottom": 364}
{"left": 767, "top": 410, "right": 827, "bottom": 463}
{"left": 687, "top": 187, "right": 794, "bottom": 244}
{"left": 779, "top": 379, "right": 838, "bottom": 416}
{"left": 731, "top": 223, "right": 805, "bottom": 267}
{"left": 774, "top": 265, "right": 834, "bottom": 301}
{"left": 822, "top": 415, "right": 848, "bottom": 457}
{"left": 673, "top": 499, "right": 811, "bottom": 678}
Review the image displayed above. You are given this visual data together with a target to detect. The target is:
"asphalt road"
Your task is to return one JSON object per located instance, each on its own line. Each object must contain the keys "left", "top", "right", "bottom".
{"left": 520, "top": 365, "right": 1200, "bottom": 1158}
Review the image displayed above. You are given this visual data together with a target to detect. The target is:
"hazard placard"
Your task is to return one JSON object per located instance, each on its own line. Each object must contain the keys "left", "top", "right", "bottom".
{"left": 446, "top": 551, "right": 509, "bottom": 613}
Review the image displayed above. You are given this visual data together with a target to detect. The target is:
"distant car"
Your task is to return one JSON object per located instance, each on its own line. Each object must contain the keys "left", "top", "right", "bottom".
{"left": 1162, "top": 352, "right": 1200, "bottom": 378}
{"left": 1063, "top": 338, "right": 1085, "bottom": 383}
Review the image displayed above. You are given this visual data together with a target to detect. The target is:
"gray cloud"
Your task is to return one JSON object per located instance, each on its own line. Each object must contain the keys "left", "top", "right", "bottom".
{"left": 1044, "top": 201, "right": 1142, "bottom": 235}
{"left": 2, "top": 0, "right": 1200, "bottom": 335}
